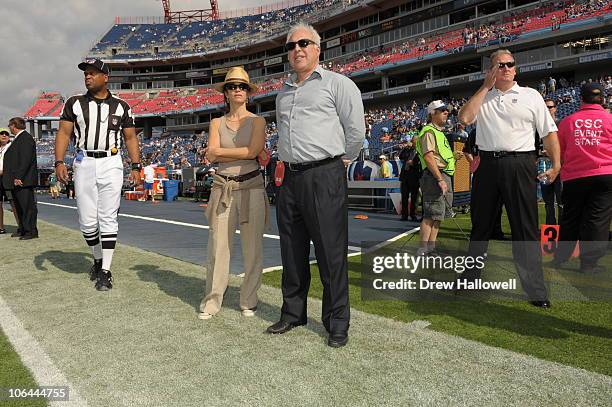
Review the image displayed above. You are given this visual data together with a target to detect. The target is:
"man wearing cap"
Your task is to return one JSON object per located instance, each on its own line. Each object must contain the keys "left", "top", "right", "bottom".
{"left": 459, "top": 49, "right": 560, "bottom": 308}
{"left": 414, "top": 101, "right": 457, "bottom": 255}
{"left": 55, "top": 58, "right": 142, "bottom": 291}
{"left": 267, "top": 22, "right": 365, "bottom": 348}
{"left": 3, "top": 117, "right": 38, "bottom": 239}
{"left": 378, "top": 154, "right": 393, "bottom": 178}
{"left": 553, "top": 83, "right": 612, "bottom": 273}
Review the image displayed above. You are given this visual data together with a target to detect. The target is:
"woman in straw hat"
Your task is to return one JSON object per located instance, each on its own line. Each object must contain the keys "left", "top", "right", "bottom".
{"left": 199, "top": 66, "right": 268, "bottom": 320}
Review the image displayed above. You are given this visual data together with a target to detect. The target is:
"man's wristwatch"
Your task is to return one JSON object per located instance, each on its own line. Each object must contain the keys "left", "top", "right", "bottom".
{"left": 54, "top": 160, "right": 65, "bottom": 168}
{"left": 131, "top": 162, "right": 142, "bottom": 171}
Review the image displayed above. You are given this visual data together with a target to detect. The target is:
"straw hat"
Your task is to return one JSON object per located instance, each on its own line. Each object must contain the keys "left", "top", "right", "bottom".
{"left": 213, "top": 66, "right": 259, "bottom": 93}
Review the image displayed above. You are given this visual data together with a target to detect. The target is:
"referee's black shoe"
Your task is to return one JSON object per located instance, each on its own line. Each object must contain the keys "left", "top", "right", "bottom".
{"left": 89, "top": 259, "right": 102, "bottom": 281}
{"left": 95, "top": 270, "right": 113, "bottom": 291}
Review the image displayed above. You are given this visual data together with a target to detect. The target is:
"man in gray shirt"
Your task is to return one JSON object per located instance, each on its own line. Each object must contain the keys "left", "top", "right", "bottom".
{"left": 266, "top": 23, "right": 365, "bottom": 348}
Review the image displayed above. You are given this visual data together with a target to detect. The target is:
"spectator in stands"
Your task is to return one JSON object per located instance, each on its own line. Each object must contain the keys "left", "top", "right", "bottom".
{"left": 538, "top": 80, "right": 547, "bottom": 96}
{"left": 553, "top": 83, "right": 612, "bottom": 273}
{"left": 459, "top": 49, "right": 560, "bottom": 308}
{"left": 414, "top": 101, "right": 457, "bottom": 256}
{"left": 541, "top": 98, "right": 563, "bottom": 225}
{"left": 3, "top": 117, "right": 38, "bottom": 239}
{"left": 199, "top": 66, "right": 267, "bottom": 321}
{"left": 378, "top": 154, "right": 393, "bottom": 178}
{"left": 267, "top": 23, "right": 365, "bottom": 349}
{"left": 0, "top": 128, "right": 19, "bottom": 234}
{"left": 547, "top": 76, "right": 557, "bottom": 94}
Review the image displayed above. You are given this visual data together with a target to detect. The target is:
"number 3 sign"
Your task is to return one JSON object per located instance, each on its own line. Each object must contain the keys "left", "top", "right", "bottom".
{"left": 540, "top": 224, "right": 579, "bottom": 257}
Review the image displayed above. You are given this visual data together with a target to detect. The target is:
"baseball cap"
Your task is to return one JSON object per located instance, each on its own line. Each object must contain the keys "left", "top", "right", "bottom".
{"left": 0, "top": 128, "right": 9, "bottom": 135}
{"left": 580, "top": 82, "right": 604, "bottom": 100}
{"left": 78, "top": 58, "right": 109, "bottom": 75}
{"left": 379, "top": 154, "right": 387, "bottom": 159}
{"left": 427, "top": 100, "right": 448, "bottom": 115}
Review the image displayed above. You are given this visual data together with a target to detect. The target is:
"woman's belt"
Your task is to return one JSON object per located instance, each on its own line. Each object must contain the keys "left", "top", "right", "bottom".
{"left": 216, "top": 169, "right": 261, "bottom": 182}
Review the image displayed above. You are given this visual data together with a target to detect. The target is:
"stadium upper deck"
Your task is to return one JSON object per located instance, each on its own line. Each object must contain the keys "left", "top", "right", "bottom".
{"left": 88, "top": 0, "right": 353, "bottom": 61}
{"left": 23, "top": 0, "right": 611, "bottom": 135}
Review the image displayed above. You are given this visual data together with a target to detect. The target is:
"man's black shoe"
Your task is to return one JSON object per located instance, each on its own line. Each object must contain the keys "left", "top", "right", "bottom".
{"left": 19, "top": 234, "right": 39, "bottom": 240}
{"left": 95, "top": 270, "right": 113, "bottom": 291}
{"left": 410, "top": 216, "right": 418, "bottom": 222}
{"left": 266, "top": 320, "right": 304, "bottom": 334}
{"left": 89, "top": 260, "right": 102, "bottom": 281}
{"left": 328, "top": 332, "right": 348, "bottom": 348}
{"left": 529, "top": 300, "right": 551, "bottom": 308}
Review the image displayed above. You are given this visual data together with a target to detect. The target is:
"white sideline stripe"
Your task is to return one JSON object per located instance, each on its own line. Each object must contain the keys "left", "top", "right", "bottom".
{"left": 0, "top": 295, "right": 88, "bottom": 407}
{"left": 38, "top": 201, "right": 362, "bottom": 252}
{"left": 239, "top": 226, "right": 421, "bottom": 277}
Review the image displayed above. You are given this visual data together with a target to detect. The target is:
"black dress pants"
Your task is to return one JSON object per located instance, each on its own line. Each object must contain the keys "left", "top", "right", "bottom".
{"left": 555, "top": 175, "right": 612, "bottom": 268}
{"left": 400, "top": 179, "right": 419, "bottom": 219}
{"left": 276, "top": 158, "right": 350, "bottom": 334}
{"left": 541, "top": 176, "right": 563, "bottom": 225}
{"left": 13, "top": 186, "right": 38, "bottom": 236}
{"left": 466, "top": 152, "right": 548, "bottom": 301}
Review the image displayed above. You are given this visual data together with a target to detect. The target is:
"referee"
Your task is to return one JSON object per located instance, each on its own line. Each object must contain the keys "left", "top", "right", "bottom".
{"left": 459, "top": 49, "right": 560, "bottom": 308}
{"left": 55, "top": 59, "right": 142, "bottom": 291}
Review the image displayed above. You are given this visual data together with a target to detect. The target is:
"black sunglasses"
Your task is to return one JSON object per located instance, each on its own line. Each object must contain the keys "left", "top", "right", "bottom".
{"left": 546, "top": 105, "right": 556, "bottom": 109}
{"left": 285, "top": 39, "right": 317, "bottom": 52}
{"left": 224, "top": 83, "right": 250, "bottom": 92}
{"left": 498, "top": 61, "right": 516, "bottom": 69}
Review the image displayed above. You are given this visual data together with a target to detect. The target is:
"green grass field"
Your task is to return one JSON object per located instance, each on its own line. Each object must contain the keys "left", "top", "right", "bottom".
{"left": 0, "top": 207, "right": 610, "bottom": 405}
{"left": 0, "top": 327, "right": 47, "bottom": 407}
{"left": 263, "top": 207, "right": 612, "bottom": 376}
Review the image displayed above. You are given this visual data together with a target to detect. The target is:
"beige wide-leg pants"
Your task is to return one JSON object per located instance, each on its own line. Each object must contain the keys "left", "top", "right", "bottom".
{"left": 200, "top": 187, "right": 266, "bottom": 315}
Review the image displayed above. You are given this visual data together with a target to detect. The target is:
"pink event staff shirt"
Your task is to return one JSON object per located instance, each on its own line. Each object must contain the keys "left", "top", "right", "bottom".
{"left": 558, "top": 104, "right": 612, "bottom": 182}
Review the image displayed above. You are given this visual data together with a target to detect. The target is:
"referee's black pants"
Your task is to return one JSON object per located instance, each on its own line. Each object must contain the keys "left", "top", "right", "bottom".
{"left": 466, "top": 152, "right": 548, "bottom": 301}
{"left": 554, "top": 175, "right": 612, "bottom": 269}
{"left": 276, "top": 158, "right": 350, "bottom": 334}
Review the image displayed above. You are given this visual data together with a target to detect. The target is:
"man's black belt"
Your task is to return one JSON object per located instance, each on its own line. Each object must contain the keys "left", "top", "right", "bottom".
{"left": 479, "top": 150, "right": 536, "bottom": 158}
{"left": 217, "top": 169, "right": 261, "bottom": 182}
{"left": 284, "top": 156, "right": 341, "bottom": 172}
{"left": 85, "top": 150, "right": 118, "bottom": 158}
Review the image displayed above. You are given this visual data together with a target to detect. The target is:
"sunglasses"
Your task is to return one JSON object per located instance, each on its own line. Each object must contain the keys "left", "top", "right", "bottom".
{"left": 224, "top": 83, "right": 250, "bottom": 92}
{"left": 546, "top": 105, "right": 556, "bottom": 109}
{"left": 285, "top": 39, "right": 317, "bottom": 52}
{"left": 497, "top": 61, "right": 516, "bottom": 69}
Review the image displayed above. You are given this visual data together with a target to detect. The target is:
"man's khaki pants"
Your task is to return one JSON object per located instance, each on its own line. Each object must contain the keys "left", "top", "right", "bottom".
{"left": 200, "top": 187, "right": 266, "bottom": 315}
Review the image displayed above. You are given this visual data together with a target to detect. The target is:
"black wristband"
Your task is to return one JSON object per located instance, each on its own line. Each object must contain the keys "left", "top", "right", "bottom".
{"left": 54, "top": 160, "right": 65, "bottom": 168}
{"left": 131, "top": 162, "right": 142, "bottom": 171}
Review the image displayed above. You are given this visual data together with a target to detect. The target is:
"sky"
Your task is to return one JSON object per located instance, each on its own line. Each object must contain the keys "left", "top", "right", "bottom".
{"left": 0, "top": 0, "right": 280, "bottom": 124}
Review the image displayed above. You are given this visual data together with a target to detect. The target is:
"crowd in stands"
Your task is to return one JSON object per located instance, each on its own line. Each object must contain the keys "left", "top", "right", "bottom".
{"left": 91, "top": 0, "right": 352, "bottom": 59}
{"left": 24, "top": 0, "right": 610, "bottom": 120}
{"left": 29, "top": 75, "right": 608, "bottom": 172}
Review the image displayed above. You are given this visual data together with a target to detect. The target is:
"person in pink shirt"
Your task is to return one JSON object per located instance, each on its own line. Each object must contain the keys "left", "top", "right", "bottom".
{"left": 553, "top": 83, "right": 612, "bottom": 273}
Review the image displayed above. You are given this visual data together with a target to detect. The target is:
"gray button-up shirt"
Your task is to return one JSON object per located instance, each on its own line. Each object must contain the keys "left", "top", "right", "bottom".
{"left": 276, "top": 65, "right": 365, "bottom": 162}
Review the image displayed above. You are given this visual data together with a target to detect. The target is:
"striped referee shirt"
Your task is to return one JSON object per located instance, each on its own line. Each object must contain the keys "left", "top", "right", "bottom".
{"left": 60, "top": 91, "right": 134, "bottom": 151}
